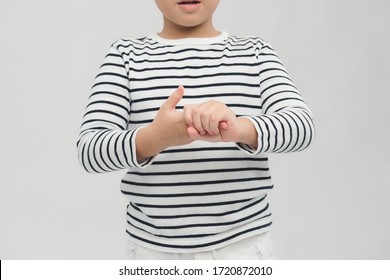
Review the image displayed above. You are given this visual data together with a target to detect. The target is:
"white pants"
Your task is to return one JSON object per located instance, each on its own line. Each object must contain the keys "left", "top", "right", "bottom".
{"left": 126, "top": 231, "right": 275, "bottom": 260}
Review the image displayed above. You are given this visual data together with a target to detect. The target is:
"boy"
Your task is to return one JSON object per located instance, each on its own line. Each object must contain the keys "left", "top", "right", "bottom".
{"left": 77, "top": 0, "right": 315, "bottom": 260}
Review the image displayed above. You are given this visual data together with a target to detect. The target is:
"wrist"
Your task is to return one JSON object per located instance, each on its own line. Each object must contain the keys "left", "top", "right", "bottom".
{"left": 136, "top": 124, "right": 167, "bottom": 161}
{"left": 238, "top": 117, "right": 258, "bottom": 148}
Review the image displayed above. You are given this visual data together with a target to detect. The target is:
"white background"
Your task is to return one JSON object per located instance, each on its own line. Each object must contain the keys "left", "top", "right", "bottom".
{"left": 0, "top": 0, "right": 389, "bottom": 259}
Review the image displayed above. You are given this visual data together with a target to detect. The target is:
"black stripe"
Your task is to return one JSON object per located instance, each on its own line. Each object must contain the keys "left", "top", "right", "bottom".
{"left": 95, "top": 72, "right": 129, "bottom": 81}
{"left": 131, "top": 115, "right": 266, "bottom": 125}
{"left": 79, "top": 126, "right": 112, "bottom": 137}
{"left": 288, "top": 110, "right": 307, "bottom": 151}
{"left": 86, "top": 130, "right": 103, "bottom": 173}
{"left": 131, "top": 92, "right": 260, "bottom": 104}
{"left": 83, "top": 109, "right": 128, "bottom": 124}
{"left": 100, "top": 62, "right": 126, "bottom": 70}
{"left": 262, "top": 115, "right": 279, "bottom": 151}
{"left": 129, "top": 82, "right": 259, "bottom": 93}
{"left": 125, "top": 218, "right": 272, "bottom": 248}
{"left": 121, "top": 130, "right": 132, "bottom": 167}
{"left": 260, "top": 117, "right": 271, "bottom": 152}
{"left": 250, "top": 117, "right": 264, "bottom": 153}
{"left": 127, "top": 220, "right": 214, "bottom": 239}
{"left": 276, "top": 113, "right": 294, "bottom": 153}
{"left": 126, "top": 167, "right": 269, "bottom": 177}
{"left": 283, "top": 111, "right": 300, "bottom": 152}
{"left": 117, "top": 39, "right": 257, "bottom": 52}
{"left": 127, "top": 119, "right": 152, "bottom": 125}
{"left": 130, "top": 103, "right": 261, "bottom": 114}
{"left": 162, "top": 146, "right": 239, "bottom": 153}
{"left": 121, "top": 176, "right": 271, "bottom": 187}
{"left": 229, "top": 36, "right": 264, "bottom": 43}
{"left": 129, "top": 71, "right": 258, "bottom": 82}
{"left": 260, "top": 74, "right": 292, "bottom": 85}
{"left": 113, "top": 131, "right": 125, "bottom": 168}
{"left": 300, "top": 110, "right": 315, "bottom": 149}
{"left": 130, "top": 195, "right": 267, "bottom": 219}
{"left": 104, "top": 131, "right": 122, "bottom": 170}
{"left": 261, "top": 83, "right": 298, "bottom": 97}
{"left": 130, "top": 198, "right": 254, "bottom": 209}
{"left": 259, "top": 67, "right": 288, "bottom": 77}
{"left": 283, "top": 110, "right": 299, "bottom": 153}
{"left": 262, "top": 90, "right": 300, "bottom": 107}
{"left": 271, "top": 115, "right": 286, "bottom": 152}
{"left": 120, "top": 185, "right": 273, "bottom": 198}
{"left": 104, "top": 52, "right": 122, "bottom": 59}
{"left": 93, "top": 130, "right": 113, "bottom": 173}
{"left": 265, "top": 97, "right": 304, "bottom": 113}
{"left": 258, "top": 52, "right": 279, "bottom": 58}
{"left": 152, "top": 157, "right": 268, "bottom": 165}
{"left": 118, "top": 45, "right": 254, "bottom": 57}
{"left": 127, "top": 62, "right": 259, "bottom": 73}
{"left": 89, "top": 91, "right": 129, "bottom": 102}
{"left": 92, "top": 81, "right": 130, "bottom": 93}
{"left": 86, "top": 100, "right": 130, "bottom": 114}
{"left": 128, "top": 53, "right": 254, "bottom": 64}
{"left": 119, "top": 38, "right": 158, "bottom": 46}
{"left": 127, "top": 203, "right": 269, "bottom": 230}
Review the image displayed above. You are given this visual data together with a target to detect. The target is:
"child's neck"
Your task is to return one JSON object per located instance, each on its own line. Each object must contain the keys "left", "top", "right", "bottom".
{"left": 158, "top": 20, "right": 220, "bottom": 39}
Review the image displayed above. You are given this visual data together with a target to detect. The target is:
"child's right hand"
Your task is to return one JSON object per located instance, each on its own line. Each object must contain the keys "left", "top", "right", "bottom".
{"left": 136, "top": 86, "right": 193, "bottom": 161}
{"left": 151, "top": 85, "right": 193, "bottom": 147}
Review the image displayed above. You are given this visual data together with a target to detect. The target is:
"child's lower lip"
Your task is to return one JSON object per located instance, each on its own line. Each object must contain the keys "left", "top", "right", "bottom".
{"left": 177, "top": 2, "right": 201, "bottom": 12}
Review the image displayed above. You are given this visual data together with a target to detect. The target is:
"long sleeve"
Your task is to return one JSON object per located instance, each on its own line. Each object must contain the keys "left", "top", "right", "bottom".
{"left": 238, "top": 41, "right": 315, "bottom": 154}
{"left": 77, "top": 42, "right": 153, "bottom": 173}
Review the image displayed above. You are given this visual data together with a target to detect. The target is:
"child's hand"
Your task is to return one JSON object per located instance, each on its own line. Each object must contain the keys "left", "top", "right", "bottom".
{"left": 136, "top": 86, "right": 193, "bottom": 161}
{"left": 150, "top": 85, "right": 193, "bottom": 147}
{"left": 183, "top": 100, "right": 258, "bottom": 146}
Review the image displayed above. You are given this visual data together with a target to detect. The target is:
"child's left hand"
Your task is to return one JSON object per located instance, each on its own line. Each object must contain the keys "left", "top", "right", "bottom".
{"left": 183, "top": 100, "right": 258, "bottom": 146}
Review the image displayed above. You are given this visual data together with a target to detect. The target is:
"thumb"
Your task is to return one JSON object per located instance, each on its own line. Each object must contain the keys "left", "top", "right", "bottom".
{"left": 218, "top": 121, "right": 228, "bottom": 130}
{"left": 162, "top": 85, "right": 184, "bottom": 110}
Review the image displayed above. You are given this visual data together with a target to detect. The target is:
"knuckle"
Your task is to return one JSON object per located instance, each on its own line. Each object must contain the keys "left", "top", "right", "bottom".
{"left": 193, "top": 108, "right": 201, "bottom": 117}
{"left": 183, "top": 104, "right": 192, "bottom": 110}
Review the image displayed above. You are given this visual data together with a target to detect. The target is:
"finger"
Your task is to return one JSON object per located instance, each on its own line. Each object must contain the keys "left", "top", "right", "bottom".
{"left": 192, "top": 106, "right": 206, "bottom": 135}
{"left": 188, "top": 126, "right": 220, "bottom": 142}
{"left": 203, "top": 102, "right": 226, "bottom": 135}
{"left": 199, "top": 104, "right": 213, "bottom": 135}
{"left": 162, "top": 85, "right": 184, "bottom": 111}
{"left": 187, "top": 126, "right": 201, "bottom": 139}
{"left": 208, "top": 113, "right": 220, "bottom": 135}
{"left": 198, "top": 102, "right": 220, "bottom": 135}
{"left": 218, "top": 121, "right": 228, "bottom": 130}
{"left": 183, "top": 104, "right": 194, "bottom": 127}
{"left": 188, "top": 126, "right": 214, "bottom": 141}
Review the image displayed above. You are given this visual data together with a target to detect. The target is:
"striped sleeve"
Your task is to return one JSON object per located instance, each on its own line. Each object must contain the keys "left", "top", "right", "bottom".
{"left": 237, "top": 41, "right": 315, "bottom": 154}
{"left": 77, "top": 42, "right": 154, "bottom": 173}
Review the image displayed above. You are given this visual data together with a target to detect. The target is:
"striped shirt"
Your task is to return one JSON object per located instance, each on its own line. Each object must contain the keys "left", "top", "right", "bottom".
{"left": 77, "top": 31, "right": 315, "bottom": 253}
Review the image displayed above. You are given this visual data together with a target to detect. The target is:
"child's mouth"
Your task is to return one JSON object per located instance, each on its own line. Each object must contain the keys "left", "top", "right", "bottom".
{"left": 178, "top": 1, "right": 202, "bottom": 5}
{"left": 177, "top": 1, "right": 202, "bottom": 10}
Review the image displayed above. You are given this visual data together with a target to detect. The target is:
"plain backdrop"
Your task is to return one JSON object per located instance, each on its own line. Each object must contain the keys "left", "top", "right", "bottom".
{"left": 0, "top": 0, "right": 389, "bottom": 259}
